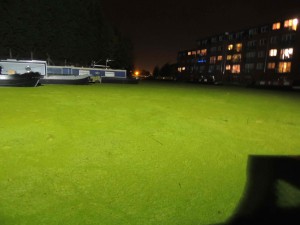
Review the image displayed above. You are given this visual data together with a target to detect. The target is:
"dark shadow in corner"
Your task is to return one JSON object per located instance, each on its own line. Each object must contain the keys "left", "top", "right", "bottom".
{"left": 214, "top": 155, "right": 300, "bottom": 225}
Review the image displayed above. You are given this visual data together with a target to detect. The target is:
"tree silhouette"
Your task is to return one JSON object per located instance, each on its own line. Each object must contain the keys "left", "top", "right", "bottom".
{"left": 0, "top": 0, "right": 133, "bottom": 69}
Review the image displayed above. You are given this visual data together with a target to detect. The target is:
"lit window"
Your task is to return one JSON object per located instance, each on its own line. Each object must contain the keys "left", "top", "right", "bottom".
{"left": 226, "top": 65, "right": 231, "bottom": 70}
{"left": 199, "top": 49, "right": 207, "bottom": 56}
{"left": 284, "top": 18, "right": 298, "bottom": 31}
{"left": 267, "top": 62, "right": 276, "bottom": 69}
{"left": 210, "top": 56, "right": 216, "bottom": 64}
{"left": 269, "top": 49, "right": 277, "bottom": 57}
{"left": 188, "top": 52, "right": 191, "bottom": 56}
{"left": 182, "top": 67, "right": 186, "bottom": 71}
{"left": 236, "top": 43, "right": 242, "bottom": 52}
{"left": 192, "top": 51, "right": 197, "bottom": 55}
{"left": 272, "top": 22, "right": 281, "bottom": 30}
{"left": 217, "top": 55, "right": 223, "bottom": 61}
{"left": 197, "top": 50, "right": 201, "bottom": 55}
{"left": 232, "top": 64, "right": 240, "bottom": 74}
{"left": 227, "top": 55, "right": 232, "bottom": 60}
{"left": 232, "top": 54, "right": 242, "bottom": 62}
{"left": 228, "top": 44, "right": 233, "bottom": 50}
{"left": 278, "top": 62, "right": 291, "bottom": 73}
{"left": 280, "top": 48, "right": 293, "bottom": 59}
{"left": 178, "top": 67, "right": 181, "bottom": 72}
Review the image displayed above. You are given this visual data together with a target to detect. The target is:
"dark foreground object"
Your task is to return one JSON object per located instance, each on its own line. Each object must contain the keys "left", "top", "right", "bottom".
{"left": 101, "top": 77, "right": 139, "bottom": 84}
{"left": 214, "top": 155, "right": 300, "bottom": 225}
{"left": 0, "top": 72, "right": 41, "bottom": 87}
{"left": 40, "top": 75, "right": 90, "bottom": 85}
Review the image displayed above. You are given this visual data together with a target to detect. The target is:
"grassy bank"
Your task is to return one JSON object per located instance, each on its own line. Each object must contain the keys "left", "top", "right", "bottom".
{"left": 0, "top": 82, "right": 299, "bottom": 225}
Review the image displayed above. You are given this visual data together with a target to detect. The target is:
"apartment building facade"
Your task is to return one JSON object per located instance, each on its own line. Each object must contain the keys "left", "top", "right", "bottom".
{"left": 177, "top": 16, "right": 300, "bottom": 86}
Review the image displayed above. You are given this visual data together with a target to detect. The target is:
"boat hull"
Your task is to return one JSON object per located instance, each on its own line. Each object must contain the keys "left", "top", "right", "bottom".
{"left": 40, "top": 75, "right": 90, "bottom": 85}
{"left": 0, "top": 72, "right": 41, "bottom": 87}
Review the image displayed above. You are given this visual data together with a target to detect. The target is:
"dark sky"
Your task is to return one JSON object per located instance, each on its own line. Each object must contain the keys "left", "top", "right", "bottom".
{"left": 102, "top": 0, "right": 300, "bottom": 72}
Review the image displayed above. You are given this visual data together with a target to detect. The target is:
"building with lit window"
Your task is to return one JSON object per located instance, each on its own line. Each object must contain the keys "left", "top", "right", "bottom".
{"left": 177, "top": 16, "right": 300, "bottom": 86}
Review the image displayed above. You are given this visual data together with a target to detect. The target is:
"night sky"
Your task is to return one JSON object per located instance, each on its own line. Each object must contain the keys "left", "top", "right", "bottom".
{"left": 102, "top": 0, "right": 300, "bottom": 72}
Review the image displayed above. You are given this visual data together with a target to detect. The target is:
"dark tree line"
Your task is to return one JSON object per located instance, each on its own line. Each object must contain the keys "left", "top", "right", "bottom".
{"left": 0, "top": 0, "right": 133, "bottom": 69}
{"left": 152, "top": 63, "right": 178, "bottom": 79}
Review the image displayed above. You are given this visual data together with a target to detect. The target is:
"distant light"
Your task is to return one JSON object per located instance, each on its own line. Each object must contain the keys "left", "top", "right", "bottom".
{"left": 198, "top": 59, "right": 206, "bottom": 63}
{"left": 134, "top": 71, "right": 140, "bottom": 76}
{"left": 293, "top": 18, "right": 298, "bottom": 26}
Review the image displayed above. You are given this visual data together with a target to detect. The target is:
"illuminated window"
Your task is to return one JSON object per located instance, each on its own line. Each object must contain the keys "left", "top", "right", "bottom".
{"left": 272, "top": 22, "right": 281, "bottom": 30}
{"left": 232, "top": 64, "right": 240, "bottom": 74}
{"left": 227, "top": 55, "right": 232, "bottom": 60}
{"left": 199, "top": 49, "right": 207, "bottom": 56}
{"left": 182, "top": 67, "right": 186, "bottom": 71}
{"left": 217, "top": 55, "right": 223, "bottom": 61}
{"left": 232, "top": 54, "right": 242, "bottom": 62}
{"left": 226, "top": 65, "right": 231, "bottom": 70}
{"left": 269, "top": 49, "right": 277, "bottom": 57}
{"left": 284, "top": 18, "right": 298, "bottom": 31}
{"left": 188, "top": 52, "right": 191, "bottom": 56}
{"left": 178, "top": 67, "right": 182, "bottom": 72}
{"left": 192, "top": 51, "right": 197, "bottom": 55}
{"left": 236, "top": 43, "right": 242, "bottom": 52}
{"left": 228, "top": 44, "right": 233, "bottom": 50}
{"left": 210, "top": 56, "right": 216, "bottom": 64}
{"left": 278, "top": 62, "right": 291, "bottom": 73}
{"left": 267, "top": 62, "right": 276, "bottom": 69}
{"left": 280, "top": 48, "right": 293, "bottom": 59}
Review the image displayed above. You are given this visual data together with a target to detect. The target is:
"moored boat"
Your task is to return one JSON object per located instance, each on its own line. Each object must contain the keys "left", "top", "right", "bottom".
{"left": 0, "top": 59, "right": 46, "bottom": 87}
{"left": 39, "top": 75, "right": 90, "bottom": 85}
{"left": 0, "top": 72, "right": 42, "bottom": 87}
